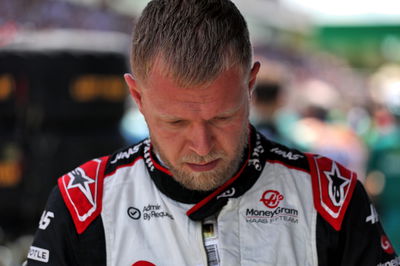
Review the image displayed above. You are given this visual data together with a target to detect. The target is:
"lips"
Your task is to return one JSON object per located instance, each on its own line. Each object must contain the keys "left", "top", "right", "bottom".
{"left": 185, "top": 159, "right": 220, "bottom": 172}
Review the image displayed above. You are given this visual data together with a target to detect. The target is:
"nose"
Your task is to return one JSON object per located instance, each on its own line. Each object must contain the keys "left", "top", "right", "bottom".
{"left": 188, "top": 122, "right": 214, "bottom": 156}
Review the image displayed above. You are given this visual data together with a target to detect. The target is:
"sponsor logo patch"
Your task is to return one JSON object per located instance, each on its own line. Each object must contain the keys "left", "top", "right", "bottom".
{"left": 260, "top": 190, "right": 284, "bottom": 208}
{"left": 58, "top": 157, "right": 107, "bottom": 234}
{"left": 306, "top": 154, "right": 357, "bottom": 231}
{"left": 61, "top": 162, "right": 100, "bottom": 222}
{"left": 67, "top": 168, "right": 95, "bottom": 205}
{"left": 270, "top": 147, "right": 304, "bottom": 160}
{"left": 111, "top": 142, "right": 143, "bottom": 164}
{"left": 27, "top": 246, "right": 49, "bottom": 263}
{"left": 246, "top": 190, "right": 299, "bottom": 225}
{"left": 323, "top": 162, "right": 350, "bottom": 207}
{"left": 127, "top": 207, "right": 141, "bottom": 220}
{"left": 128, "top": 204, "right": 174, "bottom": 221}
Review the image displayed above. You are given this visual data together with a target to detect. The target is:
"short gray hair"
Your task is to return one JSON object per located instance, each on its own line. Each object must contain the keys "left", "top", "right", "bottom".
{"left": 131, "top": 0, "right": 252, "bottom": 86}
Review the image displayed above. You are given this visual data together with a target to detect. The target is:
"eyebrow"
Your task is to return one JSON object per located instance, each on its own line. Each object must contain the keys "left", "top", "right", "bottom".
{"left": 158, "top": 103, "right": 242, "bottom": 121}
{"left": 158, "top": 113, "right": 182, "bottom": 121}
{"left": 216, "top": 105, "right": 241, "bottom": 117}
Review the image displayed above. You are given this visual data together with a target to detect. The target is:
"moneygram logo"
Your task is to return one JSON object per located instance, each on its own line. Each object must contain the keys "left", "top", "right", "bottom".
{"left": 246, "top": 190, "right": 298, "bottom": 225}
{"left": 260, "top": 190, "right": 284, "bottom": 208}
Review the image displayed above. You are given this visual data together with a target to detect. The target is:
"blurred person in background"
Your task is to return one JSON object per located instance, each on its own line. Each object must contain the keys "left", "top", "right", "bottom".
{"left": 25, "top": 0, "right": 397, "bottom": 265}
{"left": 366, "top": 64, "right": 400, "bottom": 252}
{"left": 250, "top": 58, "right": 295, "bottom": 147}
{"left": 289, "top": 78, "right": 368, "bottom": 180}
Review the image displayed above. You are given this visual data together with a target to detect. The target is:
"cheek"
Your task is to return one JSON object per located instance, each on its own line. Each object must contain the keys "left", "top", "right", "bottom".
{"left": 215, "top": 122, "right": 246, "bottom": 153}
{"left": 149, "top": 124, "right": 187, "bottom": 159}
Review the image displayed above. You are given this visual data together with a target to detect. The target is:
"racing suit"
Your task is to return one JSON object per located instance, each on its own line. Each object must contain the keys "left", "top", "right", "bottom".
{"left": 26, "top": 126, "right": 398, "bottom": 265}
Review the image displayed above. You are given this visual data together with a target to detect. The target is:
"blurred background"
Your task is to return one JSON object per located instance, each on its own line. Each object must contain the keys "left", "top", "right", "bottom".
{"left": 0, "top": 0, "right": 399, "bottom": 264}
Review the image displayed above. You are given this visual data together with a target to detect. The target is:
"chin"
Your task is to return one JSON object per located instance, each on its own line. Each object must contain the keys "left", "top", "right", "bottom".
{"left": 173, "top": 168, "right": 231, "bottom": 191}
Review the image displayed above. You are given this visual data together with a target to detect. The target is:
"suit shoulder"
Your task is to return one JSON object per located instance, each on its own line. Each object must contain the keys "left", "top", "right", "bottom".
{"left": 305, "top": 153, "right": 358, "bottom": 231}
{"left": 263, "top": 138, "right": 310, "bottom": 172}
{"left": 104, "top": 139, "right": 150, "bottom": 176}
{"left": 262, "top": 135, "right": 358, "bottom": 231}
{"left": 57, "top": 156, "right": 109, "bottom": 234}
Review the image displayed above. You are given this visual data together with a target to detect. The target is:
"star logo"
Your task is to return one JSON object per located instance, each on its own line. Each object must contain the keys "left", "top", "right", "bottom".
{"left": 323, "top": 162, "right": 350, "bottom": 207}
{"left": 67, "top": 168, "right": 95, "bottom": 205}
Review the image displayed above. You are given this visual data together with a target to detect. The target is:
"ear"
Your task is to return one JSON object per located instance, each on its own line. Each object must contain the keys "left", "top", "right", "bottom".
{"left": 248, "top": 61, "right": 260, "bottom": 94}
{"left": 124, "top": 73, "right": 143, "bottom": 111}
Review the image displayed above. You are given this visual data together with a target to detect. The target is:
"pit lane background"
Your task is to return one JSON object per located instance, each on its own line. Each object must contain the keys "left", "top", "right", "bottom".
{"left": 1, "top": 0, "right": 400, "bottom": 265}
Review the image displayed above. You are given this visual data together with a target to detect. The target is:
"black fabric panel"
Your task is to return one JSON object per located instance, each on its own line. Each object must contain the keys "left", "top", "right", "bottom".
{"left": 27, "top": 186, "right": 106, "bottom": 266}
{"left": 316, "top": 181, "right": 398, "bottom": 265}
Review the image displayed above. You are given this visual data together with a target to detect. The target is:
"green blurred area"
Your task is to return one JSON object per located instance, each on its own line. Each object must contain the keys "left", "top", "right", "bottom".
{"left": 314, "top": 24, "right": 400, "bottom": 69}
{"left": 310, "top": 23, "right": 400, "bottom": 251}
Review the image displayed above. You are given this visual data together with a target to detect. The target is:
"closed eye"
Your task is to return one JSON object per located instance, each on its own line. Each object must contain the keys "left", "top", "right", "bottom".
{"left": 166, "top": 120, "right": 188, "bottom": 127}
{"left": 212, "top": 116, "right": 232, "bottom": 123}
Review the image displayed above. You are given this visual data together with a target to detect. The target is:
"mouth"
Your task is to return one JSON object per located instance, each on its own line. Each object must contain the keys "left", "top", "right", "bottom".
{"left": 185, "top": 159, "right": 220, "bottom": 172}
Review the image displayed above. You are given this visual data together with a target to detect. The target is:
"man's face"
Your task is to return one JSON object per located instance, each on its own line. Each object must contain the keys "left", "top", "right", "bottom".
{"left": 126, "top": 60, "right": 259, "bottom": 191}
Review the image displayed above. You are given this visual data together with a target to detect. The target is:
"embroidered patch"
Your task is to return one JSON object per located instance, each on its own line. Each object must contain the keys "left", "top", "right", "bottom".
{"left": 27, "top": 246, "right": 50, "bottom": 263}
{"left": 58, "top": 156, "right": 108, "bottom": 234}
{"left": 306, "top": 154, "right": 357, "bottom": 231}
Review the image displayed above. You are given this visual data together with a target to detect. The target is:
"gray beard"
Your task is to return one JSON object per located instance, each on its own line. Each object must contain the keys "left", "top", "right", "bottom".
{"left": 151, "top": 126, "right": 249, "bottom": 191}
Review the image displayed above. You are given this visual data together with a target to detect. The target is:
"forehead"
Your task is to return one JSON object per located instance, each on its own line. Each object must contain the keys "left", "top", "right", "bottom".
{"left": 140, "top": 61, "right": 248, "bottom": 118}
